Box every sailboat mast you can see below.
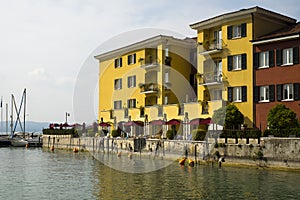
[23,89,26,137]
[10,94,13,135]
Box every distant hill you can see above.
[0,121,49,133]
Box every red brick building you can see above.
[253,23,300,130]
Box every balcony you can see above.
[140,58,160,70]
[140,83,159,94]
[200,72,223,86]
[199,39,223,55]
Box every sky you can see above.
[0,0,299,124]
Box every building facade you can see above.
[253,23,300,130]
[95,35,200,137]
[190,6,296,128]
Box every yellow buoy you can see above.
[50,145,54,151]
[117,152,122,157]
[128,153,132,159]
[25,144,29,148]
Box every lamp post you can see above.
[65,112,70,124]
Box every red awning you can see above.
[124,121,144,126]
[99,122,111,127]
[166,119,181,125]
[189,118,212,125]
[149,119,165,126]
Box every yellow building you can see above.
[95,35,197,137]
[190,6,296,128]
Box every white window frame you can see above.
[128,75,136,88]
[114,100,122,110]
[259,86,269,102]
[164,71,170,83]
[128,54,136,65]
[259,51,269,68]
[114,78,122,90]
[233,55,242,70]
[283,84,294,101]
[128,99,136,108]
[232,25,241,38]
[282,48,293,65]
[164,95,168,104]
[233,87,242,102]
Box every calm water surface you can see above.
[0,148,299,200]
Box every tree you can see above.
[212,104,244,129]
[267,104,298,130]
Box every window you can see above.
[127,53,136,65]
[114,58,122,68]
[164,95,168,104]
[127,76,136,88]
[227,23,246,39]
[212,90,222,100]
[114,78,122,90]
[277,83,300,101]
[233,55,241,70]
[228,86,247,102]
[127,99,136,108]
[254,50,274,69]
[259,86,269,102]
[283,48,293,65]
[259,52,269,68]
[283,84,294,100]
[233,25,241,38]
[233,87,242,102]
[114,100,122,109]
[228,54,246,71]
[276,47,299,66]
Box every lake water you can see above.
[0,147,299,200]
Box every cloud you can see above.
[28,68,49,81]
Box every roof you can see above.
[94,35,195,61]
[190,6,296,30]
[253,22,300,42]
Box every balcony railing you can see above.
[140,58,160,69]
[140,83,159,94]
[200,39,224,54]
[202,72,222,84]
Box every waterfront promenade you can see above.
[42,135,300,170]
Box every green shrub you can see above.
[111,129,121,138]
[191,129,206,141]
[43,128,78,137]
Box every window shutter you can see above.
[294,83,300,100]
[293,47,299,64]
[254,86,259,102]
[114,101,117,109]
[227,56,233,71]
[114,59,118,68]
[133,54,136,64]
[242,86,247,102]
[227,26,233,39]
[127,99,130,108]
[241,54,247,70]
[228,87,233,102]
[127,77,130,88]
[120,79,122,89]
[133,76,136,87]
[277,84,282,101]
[269,85,275,102]
[241,23,247,37]
[276,49,282,66]
[133,99,136,108]
[127,56,131,65]
[269,50,275,67]
[254,52,259,69]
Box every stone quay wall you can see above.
[42,135,300,169]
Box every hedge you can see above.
[263,128,300,137]
[220,129,261,138]
[43,128,78,137]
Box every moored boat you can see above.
[11,138,28,147]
